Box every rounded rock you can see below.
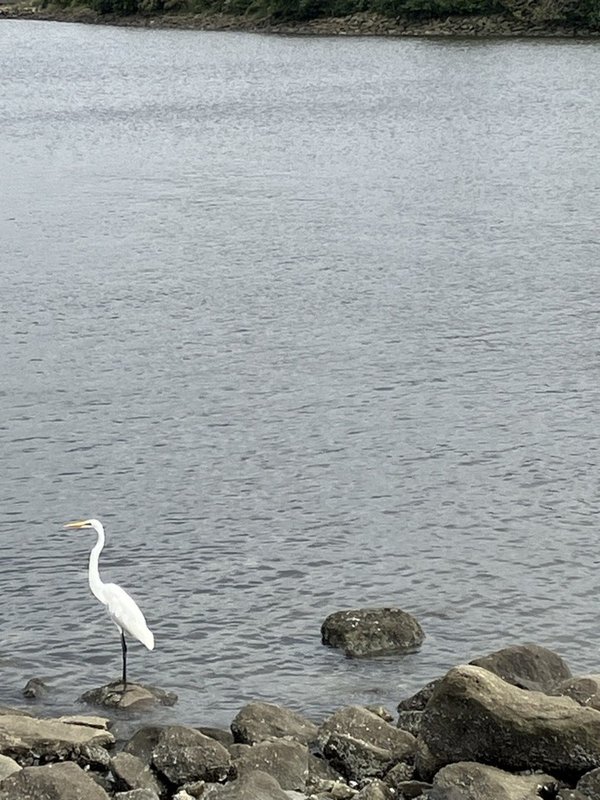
[152,725,231,785]
[321,608,424,657]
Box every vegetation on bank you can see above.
[37,0,600,29]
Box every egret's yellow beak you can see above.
[64,520,89,529]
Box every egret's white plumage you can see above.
[64,518,154,685]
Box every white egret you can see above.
[64,518,154,687]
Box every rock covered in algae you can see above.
[79,682,177,711]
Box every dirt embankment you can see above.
[0,0,596,36]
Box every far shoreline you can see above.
[2,2,599,37]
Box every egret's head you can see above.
[64,519,98,530]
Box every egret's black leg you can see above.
[121,632,127,689]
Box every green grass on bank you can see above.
[39,0,600,28]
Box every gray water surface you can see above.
[1,20,600,728]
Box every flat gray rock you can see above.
[0,761,110,800]
[321,608,424,658]
[80,682,177,711]
[0,712,114,762]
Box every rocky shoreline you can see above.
[1,2,598,37]
[2,642,600,798]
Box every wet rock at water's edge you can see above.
[469,642,572,692]
[231,700,318,745]
[6,641,600,800]
[321,607,425,657]
[22,677,49,699]
[80,681,178,711]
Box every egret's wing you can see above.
[103,583,155,650]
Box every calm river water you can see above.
[1,19,600,729]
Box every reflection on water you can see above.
[1,20,600,727]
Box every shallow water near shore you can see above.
[1,20,600,729]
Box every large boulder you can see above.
[0,761,110,800]
[416,665,600,779]
[231,701,317,745]
[428,762,556,800]
[152,725,231,785]
[0,710,113,763]
[469,644,571,692]
[80,682,177,711]
[233,738,308,790]
[322,608,424,657]
[318,706,415,782]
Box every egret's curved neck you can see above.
[89,520,106,603]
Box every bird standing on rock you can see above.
[64,518,154,687]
